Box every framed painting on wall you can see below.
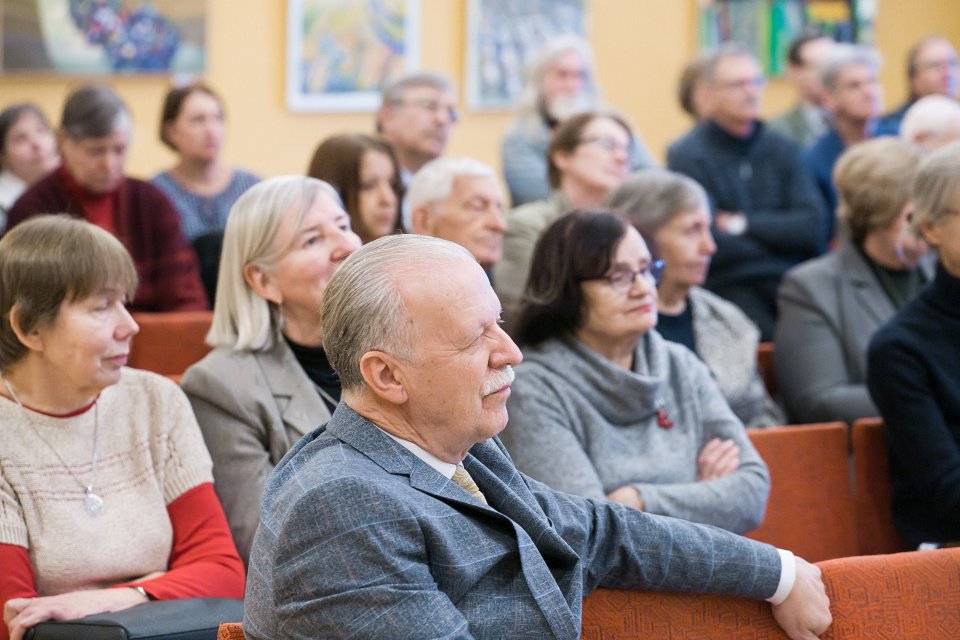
[464,0,588,111]
[697,0,876,77]
[286,0,421,112]
[1,0,205,75]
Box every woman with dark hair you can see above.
[152,82,260,301]
[0,104,58,229]
[0,216,243,640]
[5,83,206,312]
[501,209,769,534]
[494,110,633,314]
[307,133,402,244]
[867,141,960,548]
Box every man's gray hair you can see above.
[516,35,599,121]
[912,139,960,231]
[320,234,475,391]
[818,44,881,93]
[207,175,343,351]
[376,72,455,131]
[61,83,131,140]
[901,95,960,145]
[407,156,495,212]
[703,42,757,84]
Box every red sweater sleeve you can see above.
[115,483,244,600]
[0,544,37,640]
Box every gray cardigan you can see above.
[502,331,769,534]
[181,337,331,563]
[774,242,931,424]
[688,287,784,428]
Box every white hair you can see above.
[515,35,600,130]
[320,234,476,391]
[207,175,342,351]
[901,95,960,145]
[407,156,495,212]
[818,44,881,92]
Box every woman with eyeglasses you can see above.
[501,209,769,534]
[608,169,784,428]
[494,110,632,318]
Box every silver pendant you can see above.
[84,490,103,518]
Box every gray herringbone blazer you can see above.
[243,404,783,639]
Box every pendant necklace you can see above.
[3,376,104,518]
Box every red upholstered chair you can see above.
[851,417,911,555]
[581,588,788,639]
[746,422,859,562]
[817,549,960,638]
[756,341,777,397]
[217,622,245,640]
[128,311,213,376]
[581,549,960,639]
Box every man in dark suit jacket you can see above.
[243,235,831,640]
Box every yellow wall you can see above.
[1,0,958,184]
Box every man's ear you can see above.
[8,304,44,352]
[243,263,283,305]
[358,351,408,405]
[410,205,432,235]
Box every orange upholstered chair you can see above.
[746,422,859,562]
[128,311,213,376]
[581,549,960,639]
[851,417,911,555]
[217,622,245,640]
[756,341,777,397]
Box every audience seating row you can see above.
[216,548,960,639]
[744,420,910,561]
[128,311,213,375]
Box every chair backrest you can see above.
[217,621,245,640]
[582,548,960,639]
[756,341,776,397]
[817,548,960,637]
[129,311,214,376]
[851,417,910,555]
[746,422,859,562]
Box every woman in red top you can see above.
[0,216,243,640]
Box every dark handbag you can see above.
[23,598,243,640]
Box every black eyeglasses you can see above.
[583,260,665,291]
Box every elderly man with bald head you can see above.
[242,234,831,640]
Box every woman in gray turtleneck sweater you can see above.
[501,210,769,534]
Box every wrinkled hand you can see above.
[697,438,740,481]
[606,485,644,511]
[5,587,147,640]
[772,558,832,640]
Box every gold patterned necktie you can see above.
[451,464,487,504]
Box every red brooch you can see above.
[656,409,674,429]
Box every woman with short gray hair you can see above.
[181,175,360,563]
[4,83,206,312]
[608,169,783,428]
[777,137,929,424]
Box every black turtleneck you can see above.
[284,335,341,412]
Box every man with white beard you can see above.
[500,36,654,206]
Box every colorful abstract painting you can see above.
[465,0,588,110]
[2,0,205,74]
[697,0,876,76]
[286,0,420,112]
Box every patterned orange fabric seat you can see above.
[582,548,960,639]
[217,621,244,640]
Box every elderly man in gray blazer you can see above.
[243,235,831,640]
